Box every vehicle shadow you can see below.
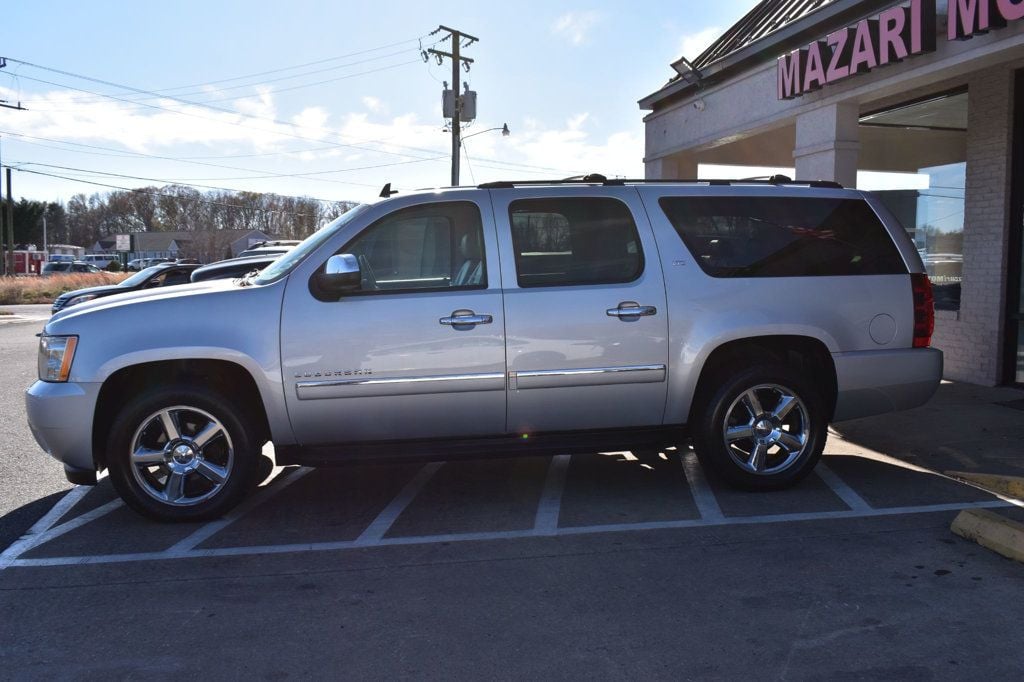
[829,381,1024,479]
[0,490,71,555]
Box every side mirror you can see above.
[318,254,361,294]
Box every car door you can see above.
[280,195,507,445]
[491,187,670,434]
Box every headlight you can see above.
[65,294,97,308]
[38,335,78,382]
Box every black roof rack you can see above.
[478,175,843,190]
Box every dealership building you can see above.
[641,0,1024,387]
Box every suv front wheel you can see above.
[692,364,827,490]
[107,385,261,521]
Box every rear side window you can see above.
[509,197,643,287]
[659,196,907,277]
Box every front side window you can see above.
[343,201,486,293]
[659,196,907,277]
[509,197,643,287]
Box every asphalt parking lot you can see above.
[2,307,1024,679]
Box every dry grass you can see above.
[0,273,131,305]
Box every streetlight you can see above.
[462,123,511,140]
[443,123,510,185]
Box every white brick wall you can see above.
[931,66,1016,385]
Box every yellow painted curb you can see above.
[950,509,1024,564]
[944,471,1024,500]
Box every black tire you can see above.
[691,363,827,491]
[107,384,262,521]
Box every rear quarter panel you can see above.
[635,185,917,423]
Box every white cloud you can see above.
[551,11,603,46]
[0,84,644,203]
[677,26,721,61]
[361,96,385,113]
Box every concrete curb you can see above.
[944,471,1024,500]
[951,509,1024,564]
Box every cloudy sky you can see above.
[2,0,758,206]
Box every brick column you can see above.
[793,103,860,187]
[932,67,1016,385]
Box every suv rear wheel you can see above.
[107,385,261,521]
[692,364,826,490]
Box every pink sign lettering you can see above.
[777,0,936,100]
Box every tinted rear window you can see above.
[659,196,907,277]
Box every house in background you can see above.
[91,229,272,263]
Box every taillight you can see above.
[911,273,934,348]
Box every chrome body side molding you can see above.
[511,364,667,390]
[295,372,506,400]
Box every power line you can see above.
[3,68,441,162]
[3,57,587,175]
[0,127,582,181]
[12,167,347,217]
[8,160,387,193]
[3,136,447,183]
[42,41,429,104]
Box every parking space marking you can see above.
[681,451,724,522]
[165,466,314,555]
[0,484,91,571]
[34,499,124,544]
[5,498,1012,569]
[534,455,571,534]
[354,461,444,545]
[815,462,872,511]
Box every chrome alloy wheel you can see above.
[722,384,810,475]
[129,406,234,506]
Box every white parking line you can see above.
[6,498,1012,569]
[815,462,873,511]
[534,455,571,534]
[165,466,314,555]
[0,484,91,571]
[354,461,444,545]
[35,499,124,544]
[681,451,724,522]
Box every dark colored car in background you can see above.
[51,262,200,314]
[189,254,282,283]
[41,261,103,276]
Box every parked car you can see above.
[49,262,200,314]
[190,253,288,283]
[41,261,102,276]
[27,178,941,521]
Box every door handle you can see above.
[440,309,493,326]
[606,301,657,318]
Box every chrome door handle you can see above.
[606,301,657,318]
[440,309,493,326]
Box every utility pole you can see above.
[427,25,477,186]
[5,167,13,277]
[1,57,27,275]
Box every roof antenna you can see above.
[379,182,399,198]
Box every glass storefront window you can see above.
[860,90,968,311]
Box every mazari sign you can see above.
[778,0,1024,99]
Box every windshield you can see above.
[119,265,165,287]
[253,204,369,285]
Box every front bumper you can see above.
[832,348,943,422]
[25,380,102,475]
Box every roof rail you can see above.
[478,176,843,190]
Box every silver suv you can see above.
[26,178,941,521]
